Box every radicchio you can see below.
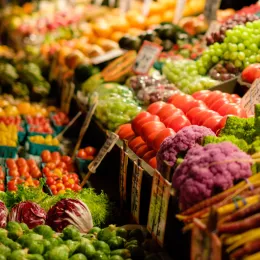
[8,201,46,229]
[46,199,93,233]
[0,200,8,228]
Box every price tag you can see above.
[88,132,119,173]
[191,218,221,260]
[131,160,143,224]
[241,78,260,116]
[132,41,163,75]
[173,0,187,24]
[147,171,171,246]
[204,0,221,24]
[91,49,126,65]
[120,141,129,205]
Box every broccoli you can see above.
[219,116,255,144]
[203,135,249,153]
[249,137,260,154]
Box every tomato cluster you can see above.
[26,115,53,134]
[117,90,247,169]
[52,112,69,126]
[0,116,24,131]
[0,167,5,191]
[41,150,81,194]
[77,146,97,160]
[6,158,42,179]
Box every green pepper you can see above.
[82,234,96,240]
[64,240,80,256]
[107,236,125,250]
[92,251,109,260]
[26,254,44,260]
[63,225,81,241]
[45,245,70,260]
[9,241,22,251]
[92,241,110,255]
[111,249,131,259]
[110,255,124,260]
[125,240,139,248]
[20,223,29,233]
[8,249,28,260]
[0,228,8,238]
[28,241,44,255]
[89,227,101,235]
[33,225,55,239]
[116,228,128,239]
[17,233,43,248]
[42,239,51,253]
[6,221,23,240]
[0,243,11,257]
[69,253,87,260]
[97,225,117,242]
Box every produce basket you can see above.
[50,112,67,134]
[26,125,56,137]
[26,139,60,156]
[0,145,18,158]
[75,157,92,173]
[18,130,26,144]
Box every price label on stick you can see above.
[241,78,260,116]
[191,218,221,260]
[173,0,187,24]
[147,171,171,246]
[120,140,129,205]
[204,0,221,25]
[131,160,143,224]
[132,41,163,75]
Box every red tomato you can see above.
[131,112,152,134]
[167,115,191,132]
[186,107,208,123]
[168,94,194,111]
[52,151,61,160]
[183,100,207,114]
[85,146,97,156]
[135,144,150,158]
[77,149,87,159]
[0,184,4,191]
[57,162,67,170]
[56,183,65,191]
[31,169,41,179]
[70,173,79,182]
[209,98,230,112]
[133,114,160,136]
[162,109,184,126]
[192,90,211,101]
[204,91,226,106]
[8,181,17,191]
[128,136,145,151]
[41,150,52,163]
[218,115,229,130]
[196,110,219,125]
[0,170,5,180]
[148,157,157,169]
[142,150,157,163]
[242,63,260,83]
[62,175,69,183]
[42,167,51,175]
[117,124,135,140]
[140,121,166,142]
[64,182,75,189]
[9,169,19,178]
[203,115,223,133]
[230,94,241,104]
[33,180,40,186]
[146,131,161,149]
[73,184,82,191]
[61,155,72,164]
[16,158,26,167]
[46,177,55,186]
[156,104,177,121]
[46,162,56,170]
[6,159,17,170]
[152,128,176,151]
[217,103,237,116]
[85,155,94,160]
[167,92,186,104]
[220,104,247,118]
[27,158,36,167]
[147,101,167,115]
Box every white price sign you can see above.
[241,78,260,116]
[173,0,187,24]
[132,41,163,75]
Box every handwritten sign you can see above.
[204,0,221,24]
[173,0,187,24]
[132,41,163,75]
[191,218,221,260]
[88,132,119,173]
[147,171,171,246]
[131,160,143,224]
[120,141,129,205]
[241,78,260,116]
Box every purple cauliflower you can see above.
[172,142,252,211]
[156,125,215,173]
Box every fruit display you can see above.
[51,112,69,127]
[241,63,260,83]
[77,147,97,161]
[26,116,54,135]
[29,135,59,146]
[0,124,17,147]
[209,61,240,81]
[0,167,5,192]
[162,59,219,93]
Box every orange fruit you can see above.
[127,13,146,30]
[148,2,165,16]
[110,18,130,32]
[146,15,162,27]
[92,22,112,38]
[17,102,31,114]
[110,31,125,42]
[162,10,175,22]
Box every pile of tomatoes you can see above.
[77,146,97,160]
[26,115,54,134]
[41,150,81,194]
[6,158,41,191]
[51,112,69,126]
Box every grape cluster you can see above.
[206,14,259,46]
[197,20,260,75]
[163,59,218,94]
[209,62,240,81]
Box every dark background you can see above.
[220,0,258,10]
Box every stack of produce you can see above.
[0,123,17,147]
[26,116,54,135]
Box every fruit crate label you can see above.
[132,41,163,75]
[241,78,260,116]
[131,161,143,224]
[204,0,221,24]
[147,171,170,246]
[191,218,221,260]
[119,142,129,204]
[173,0,187,24]
[88,132,119,173]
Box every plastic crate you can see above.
[76,157,92,173]
[26,125,56,137]
[0,145,18,158]
[50,112,66,134]
[26,139,60,156]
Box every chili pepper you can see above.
[230,239,260,259]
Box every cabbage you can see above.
[8,201,46,229]
[46,199,93,233]
[0,200,8,228]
